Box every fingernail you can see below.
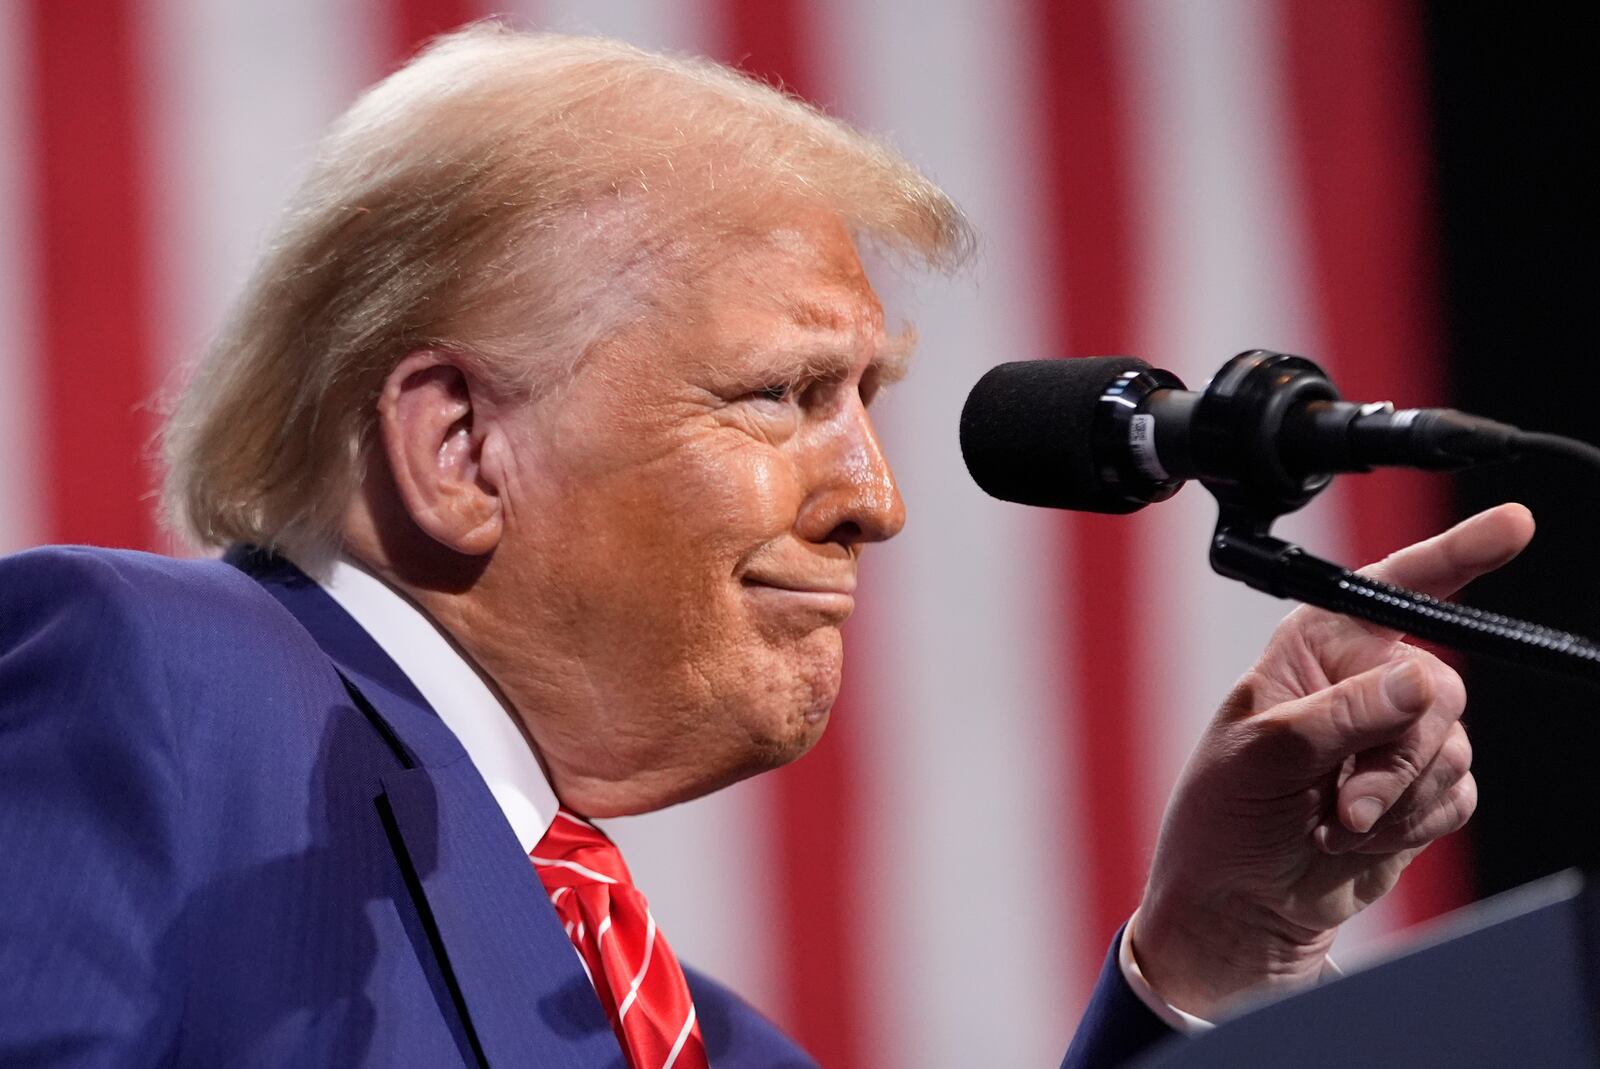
[1348,796,1385,834]
[1383,660,1426,713]
[1315,824,1347,855]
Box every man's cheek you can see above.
[678,437,799,531]
[737,454,795,519]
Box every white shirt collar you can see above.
[313,556,559,854]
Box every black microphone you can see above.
[959,350,1524,516]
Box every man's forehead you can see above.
[772,249,914,363]
[663,209,916,379]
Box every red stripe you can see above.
[1032,0,1152,958]
[1281,2,1468,921]
[765,644,868,1068]
[29,0,157,549]
[712,7,865,1065]
[388,0,481,69]
[719,1,816,100]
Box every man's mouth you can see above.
[740,573,856,596]
[740,574,857,620]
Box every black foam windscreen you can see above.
[959,356,1152,513]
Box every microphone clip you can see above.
[1090,349,1349,520]
[1187,349,1343,521]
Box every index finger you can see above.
[1359,503,1534,602]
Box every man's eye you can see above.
[752,383,794,403]
[859,369,882,407]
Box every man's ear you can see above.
[376,350,505,557]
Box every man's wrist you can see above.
[1119,913,1215,1034]
[1132,889,1334,1019]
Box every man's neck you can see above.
[309,553,561,852]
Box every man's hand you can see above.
[1132,503,1536,1019]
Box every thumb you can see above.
[1282,657,1453,831]
[1289,657,1436,754]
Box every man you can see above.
[0,23,1531,1068]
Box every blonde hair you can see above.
[162,22,974,562]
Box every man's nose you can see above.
[796,402,906,548]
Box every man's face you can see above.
[478,213,908,814]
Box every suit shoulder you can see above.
[0,546,344,747]
[0,545,314,657]
[2,544,268,611]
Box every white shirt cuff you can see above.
[1118,911,1342,1035]
[1118,914,1214,1033]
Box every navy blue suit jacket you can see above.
[0,546,1171,1067]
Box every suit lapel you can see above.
[229,548,624,1069]
[380,763,624,1069]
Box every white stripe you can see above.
[558,0,785,1019]
[1114,0,1401,953]
[813,2,1088,1066]
[516,0,716,55]
[615,910,657,1021]
[529,856,619,884]
[549,886,571,907]
[1117,0,1329,842]
[597,916,613,942]
[574,947,596,990]
[660,1004,697,1069]
[139,0,385,554]
[555,810,598,831]
[0,0,43,554]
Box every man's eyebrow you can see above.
[774,292,917,378]
[750,326,917,385]
[873,327,917,383]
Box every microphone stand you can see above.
[1162,350,1600,684]
[1208,506,1600,685]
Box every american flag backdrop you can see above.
[0,2,1465,1066]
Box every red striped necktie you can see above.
[531,808,710,1069]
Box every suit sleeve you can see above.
[1061,924,1179,1069]
[0,550,189,1066]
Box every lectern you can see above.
[1137,870,1600,1066]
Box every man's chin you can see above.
[727,680,838,777]
[760,703,832,765]
[789,627,844,718]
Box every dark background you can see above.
[1426,7,1600,892]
